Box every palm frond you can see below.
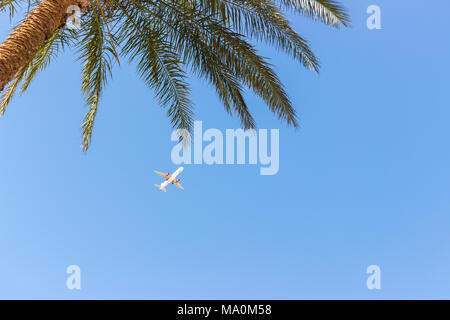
[156,3,298,126]
[196,0,320,71]
[0,65,27,116]
[0,0,20,19]
[116,0,195,135]
[278,0,351,27]
[79,4,114,151]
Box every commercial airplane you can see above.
[154,167,184,192]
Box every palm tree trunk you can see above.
[0,0,86,91]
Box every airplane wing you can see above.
[155,170,171,180]
[174,182,184,190]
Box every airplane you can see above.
[154,166,184,192]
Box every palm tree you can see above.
[0,0,350,151]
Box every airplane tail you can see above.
[154,184,167,192]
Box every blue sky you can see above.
[1,0,449,299]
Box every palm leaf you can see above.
[0,0,350,150]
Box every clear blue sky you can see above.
[1,0,449,299]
